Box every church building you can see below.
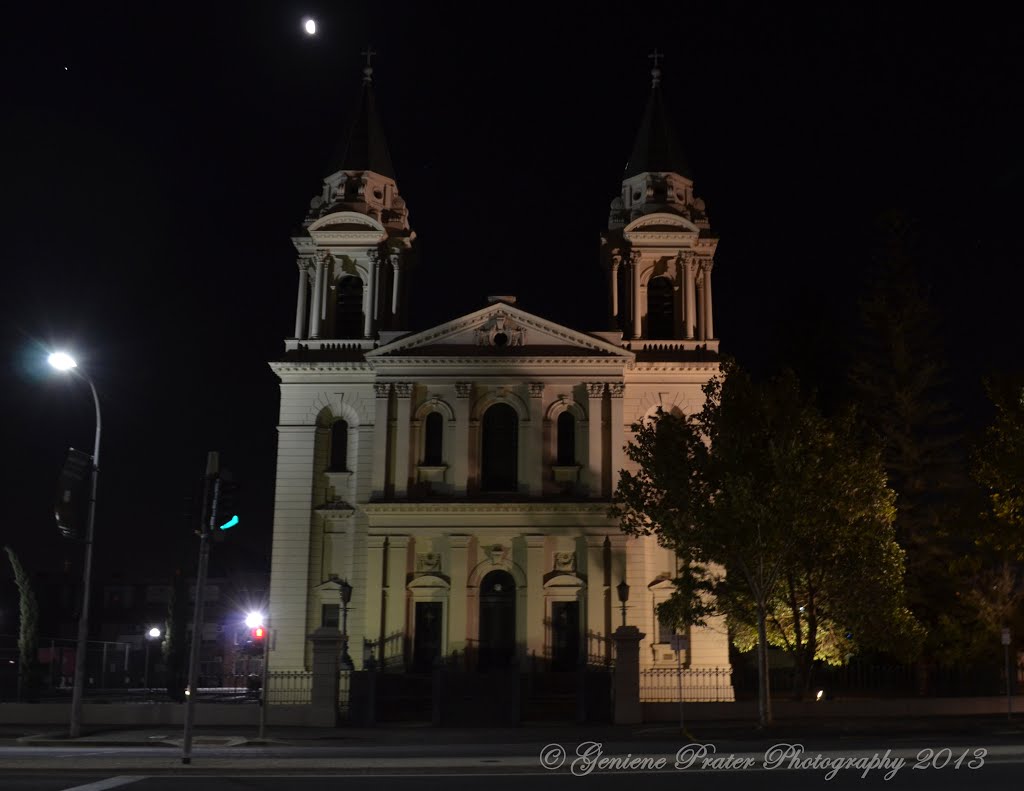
[267,57,732,692]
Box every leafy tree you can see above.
[4,546,40,701]
[612,362,918,723]
[967,377,1024,659]
[846,215,967,650]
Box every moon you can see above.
[303,18,317,35]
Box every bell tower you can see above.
[290,50,416,342]
[602,52,718,344]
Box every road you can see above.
[3,763,1024,790]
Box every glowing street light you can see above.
[47,350,101,737]
[245,611,264,629]
[303,18,316,35]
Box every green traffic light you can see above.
[219,514,239,530]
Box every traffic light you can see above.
[55,447,92,540]
[215,473,240,531]
[251,626,265,641]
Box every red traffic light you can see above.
[251,626,265,640]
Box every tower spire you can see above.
[361,44,376,83]
[648,48,663,87]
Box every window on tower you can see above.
[330,420,349,471]
[556,411,575,465]
[423,411,444,466]
[647,276,674,338]
[335,276,365,338]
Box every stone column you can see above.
[527,383,545,496]
[608,383,626,487]
[310,255,324,338]
[585,383,604,497]
[585,536,610,663]
[308,626,342,726]
[524,534,546,664]
[610,255,620,320]
[683,257,696,340]
[393,383,413,497]
[371,383,390,499]
[391,260,401,317]
[448,535,471,657]
[364,253,377,338]
[384,536,410,668]
[294,265,309,339]
[703,266,715,340]
[695,280,705,341]
[631,252,642,339]
[612,626,646,724]
[453,383,471,495]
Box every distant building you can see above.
[267,59,732,690]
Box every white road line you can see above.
[60,776,146,791]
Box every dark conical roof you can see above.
[623,82,690,179]
[329,80,396,179]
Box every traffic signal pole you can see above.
[182,451,219,765]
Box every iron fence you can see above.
[640,666,735,702]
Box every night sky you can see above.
[2,3,1023,600]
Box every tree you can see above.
[612,362,918,724]
[846,215,967,649]
[4,546,40,701]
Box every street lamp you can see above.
[144,627,161,690]
[617,580,630,628]
[48,351,101,738]
[337,578,353,671]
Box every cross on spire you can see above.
[361,45,377,82]
[648,48,663,87]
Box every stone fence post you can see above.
[308,626,342,726]
[612,625,645,724]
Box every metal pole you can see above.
[144,641,151,691]
[258,624,270,740]
[677,644,684,732]
[182,452,219,765]
[69,375,101,738]
[1007,642,1013,721]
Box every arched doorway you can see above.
[481,403,518,492]
[478,570,516,670]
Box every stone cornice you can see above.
[270,361,374,375]
[363,501,612,515]
[367,356,629,368]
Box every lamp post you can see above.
[616,580,630,628]
[144,627,161,691]
[338,578,354,671]
[48,351,101,739]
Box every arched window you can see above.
[646,276,674,338]
[556,411,575,465]
[335,277,364,338]
[330,420,348,471]
[423,412,444,466]
[481,403,518,492]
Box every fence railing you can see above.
[640,667,735,702]
[263,670,313,704]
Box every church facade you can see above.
[267,61,732,691]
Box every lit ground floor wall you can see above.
[269,504,732,682]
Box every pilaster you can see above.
[393,382,413,497]
[585,382,605,498]
[527,382,544,496]
[453,382,471,495]
[608,382,626,487]
[447,535,471,655]
[371,383,390,499]
[524,534,546,663]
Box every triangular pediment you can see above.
[366,302,633,360]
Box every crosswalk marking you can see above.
[60,775,146,791]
